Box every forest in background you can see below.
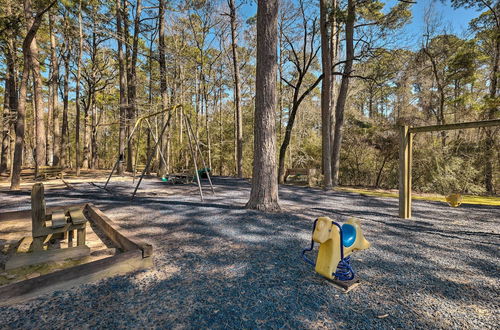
[0,0,498,195]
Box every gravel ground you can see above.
[0,177,498,329]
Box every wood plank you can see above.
[50,211,67,228]
[84,204,153,257]
[33,223,85,237]
[66,207,87,225]
[5,245,90,270]
[327,277,361,293]
[0,250,152,307]
[31,183,46,251]
[408,119,500,133]
[0,204,87,223]
[77,228,86,246]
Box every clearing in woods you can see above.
[0,176,498,328]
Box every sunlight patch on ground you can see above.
[336,187,500,206]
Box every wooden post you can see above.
[68,230,74,248]
[77,227,86,246]
[399,126,412,219]
[31,183,46,251]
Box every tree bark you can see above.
[331,0,355,187]
[116,0,127,175]
[1,73,10,174]
[484,27,499,193]
[278,75,323,183]
[158,0,169,176]
[61,17,71,169]
[1,2,17,175]
[11,0,55,189]
[49,9,61,166]
[75,0,83,175]
[125,0,142,172]
[1,4,17,174]
[25,0,47,177]
[228,0,243,178]
[246,0,281,212]
[320,0,332,189]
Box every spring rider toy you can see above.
[302,217,370,287]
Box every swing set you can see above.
[398,119,500,219]
[102,104,215,201]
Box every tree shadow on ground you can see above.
[0,177,498,328]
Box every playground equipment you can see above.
[446,193,462,207]
[302,217,370,283]
[399,119,500,218]
[284,168,317,187]
[5,183,90,270]
[0,185,153,306]
[101,104,214,201]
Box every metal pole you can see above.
[184,114,215,195]
[104,117,143,189]
[145,119,168,168]
[132,123,143,183]
[183,111,204,202]
[131,113,173,200]
[104,105,181,189]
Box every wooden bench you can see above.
[38,166,64,180]
[284,168,317,187]
[4,183,90,270]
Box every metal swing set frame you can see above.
[102,104,215,201]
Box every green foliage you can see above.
[419,154,485,195]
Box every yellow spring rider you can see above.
[302,217,370,281]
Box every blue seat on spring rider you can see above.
[341,223,356,248]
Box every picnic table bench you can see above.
[19,166,65,180]
[284,168,317,187]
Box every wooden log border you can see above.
[0,204,153,307]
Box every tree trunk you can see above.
[246,0,280,212]
[11,57,30,190]
[49,10,61,166]
[1,73,9,174]
[11,0,55,189]
[116,0,127,175]
[158,0,169,176]
[125,0,142,172]
[278,75,323,184]
[485,30,499,193]
[61,24,70,169]
[1,23,17,174]
[25,0,46,177]
[320,0,332,189]
[331,0,355,187]
[228,0,243,178]
[1,1,18,175]
[75,0,83,175]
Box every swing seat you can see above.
[446,193,462,207]
[342,224,357,247]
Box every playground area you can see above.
[0,176,498,328]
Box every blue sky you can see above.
[238,0,482,40]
